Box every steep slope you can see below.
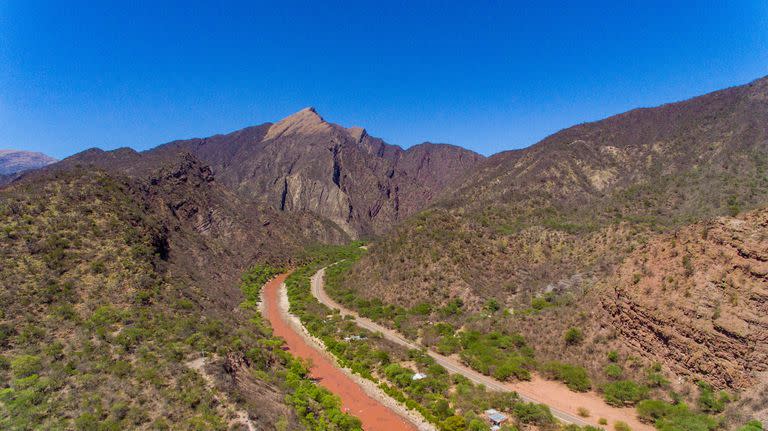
[604,208,768,391]
[40,149,349,305]
[347,76,768,390]
[153,108,484,237]
[0,169,346,430]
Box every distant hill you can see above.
[0,150,56,185]
[0,150,56,175]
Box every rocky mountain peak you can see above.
[264,107,333,140]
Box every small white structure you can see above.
[485,409,508,429]
[343,335,366,341]
[412,372,428,381]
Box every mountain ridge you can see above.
[345,74,768,398]
[48,108,485,238]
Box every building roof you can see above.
[484,409,508,423]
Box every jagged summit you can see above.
[264,107,332,140]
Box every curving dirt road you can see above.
[311,267,654,431]
[261,273,422,431]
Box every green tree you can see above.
[441,415,468,431]
[10,354,41,378]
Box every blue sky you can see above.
[1,1,767,159]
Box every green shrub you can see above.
[697,381,729,413]
[602,380,649,406]
[411,302,433,315]
[645,370,669,388]
[614,421,631,431]
[541,361,591,392]
[654,403,718,431]
[512,402,554,425]
[604,364,623,379]
[738,420,764,431]
[10,354,42,378]
[636,399,670,422]
[564,327,583,345]
[635,400,718,431]
[441,415,468,431]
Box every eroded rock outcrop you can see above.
[605,209,768,389]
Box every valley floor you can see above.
[311,267,653,431]
[261,273,429,431]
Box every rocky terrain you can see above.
[605,209,768,390]
[151,107,484,237]
[23,108,482,240]
[39,150,349,304]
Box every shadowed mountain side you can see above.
[26,149,349,310]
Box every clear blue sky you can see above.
[1,1,767,159]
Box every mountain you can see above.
[0,150,56,175]
[151,108,485,237]
[0,150,56,185]
[345,76,768,392]
[13,105,476,318]
[47,108,483,238]
[40,150,349,297]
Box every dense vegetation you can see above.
[283,243,628,431]
[328,257,602,394]
[238,264,363,431]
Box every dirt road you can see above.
[311,267,653,431]
[261,273,422,431]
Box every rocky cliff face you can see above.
[32,108,482,238]
[604,209,768,389]
[134,153,349,309]
[154,108,484,237]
